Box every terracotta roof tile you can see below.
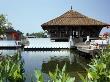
[41,10,109,27]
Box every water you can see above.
[0,50,88,82]
[0,38,89,82]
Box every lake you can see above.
[0,50,89,82]
[0,38,89,82]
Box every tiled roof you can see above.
[5,28,22,34]
[41,10,109,27]
[5,28,16,33]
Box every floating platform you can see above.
[23,38,96,53]
[0,40,22,50]
[24,38,70,49]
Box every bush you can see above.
[79,50,110,82]
[0,53,24,82]
[35,64,75,82]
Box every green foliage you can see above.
[32,32,45,38]
[35,64,75,82]
[49,64,75,82]
[0,14,6,34]
[35,69,44,82]
[0,14,13,35]
[79,50,110,82]
[28,31,47,38]
[0,53,24,82]
[0,14,6,27]
[78,73,88,82]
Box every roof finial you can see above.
[71,5,72,10]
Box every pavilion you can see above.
[41,9,110,43]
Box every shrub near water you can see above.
[79,50,110,82]
[35,64,75,82]
[2,50,110,82]
[0,53,24,82]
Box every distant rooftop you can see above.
[5,28,23,34]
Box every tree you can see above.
[35,32,45,38]
[29,32,46,38]
[0,14,6,34]
[0,14,12,35]
[26,33,30,36]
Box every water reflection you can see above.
[22,50,87,82]
[22,51,70,82]
[0,50,88,82]
[0,50,18,56]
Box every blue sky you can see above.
[0,0,110,34]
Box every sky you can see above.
[0,0,110,34]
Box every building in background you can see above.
[5,28,23,40]
[41,9,110,42]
